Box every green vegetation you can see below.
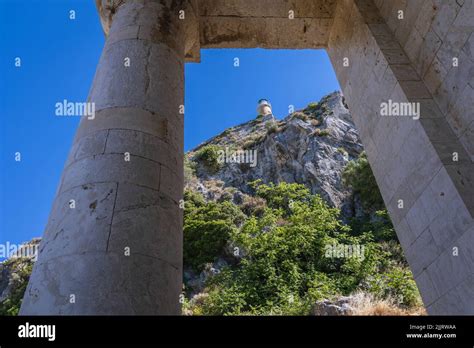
[184,156,197,184]
[242,134,265,150]
[342,151,384,210]
[318,129,330,137]
[184,190,245,270]
[304,102,322,116]
[1,144,420,316]
[222,129,231,136]
[265,121,278,134]
[0,258,33,315]
[321,104,330,114]
[183,181,421,315]
[337,147,348,156]
[293,112,309,122]
[194,145,222,173]
[366,266,420,307]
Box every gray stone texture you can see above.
[21,0,186,315]
[21,0,474,315]
[329,0,474,314]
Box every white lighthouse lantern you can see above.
[257,99,272,116]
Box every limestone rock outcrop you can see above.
[0,239,40,315]
[186,91,364,219]
[183,91,369,296]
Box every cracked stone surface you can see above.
[21,0,185,315]
[21,252,180,315]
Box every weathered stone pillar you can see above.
[20,0,188,314]
[328,0,474,314]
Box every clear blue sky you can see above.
[0,0,340,250]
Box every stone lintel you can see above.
[96,0,339,58]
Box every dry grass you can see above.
[349,292,426,316]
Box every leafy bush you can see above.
[318,130,330,137]
[1,181,421,317]
[183,190,245,271]
[250,180,311,214]
[195,145,222,173]
[183,181,422,315]
[184,157,196,184]
[265,121,278,134]
[342,151,384,210]
[242,133,265,150]
[188,182,394,315]
[0,259,33,315]
[337,147,348,156]
[365,267,422,307]
[350,210,397,242]
[312,128,330,137]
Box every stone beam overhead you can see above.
[197,0,336,49]
[97,1,337,56]
[200,17,333,49]
[198,0,337,18]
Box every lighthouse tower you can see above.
[257,99,272,116]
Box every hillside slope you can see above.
[186,91,364,219]
[182,91,424,315]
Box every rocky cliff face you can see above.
[181,91,372,298]
[0,239,40,315]
[186,91,364,219]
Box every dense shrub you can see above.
[265,121,278,134]
[350,209,397,242]
[250,179,308,206]
[342,151,384,210]
[183,182,421,315]
[184,157,196,185]
[0,259,33,315]
[1,180,422,317]
[365,267,421,307]
[337,147,348,156]
[318,129,330,137]
[312,128,330,137]
[194,145,222,173]
[183,190,245,271]
[242,134,265,150]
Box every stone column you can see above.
[20,0,187,314]
[328,0,474,314]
